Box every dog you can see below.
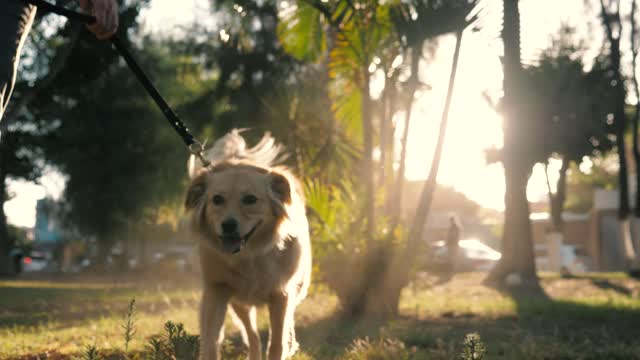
[185,130,311,360]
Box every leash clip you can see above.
[189,140,211,167]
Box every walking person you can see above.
[446,215,461,272]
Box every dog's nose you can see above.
[221,218,239,234]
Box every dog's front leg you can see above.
[267,293,295,360]
[200,285,230,360]
[231,304,262,360]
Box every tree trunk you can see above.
[320,24,338,183]
[379,75,396,201]
[379,81,389,185]
[405,30,463,258]
[627,0,640,270]
[599,0,631,218]
[613,58,630,219]
[362,68,376,241]
[490,162,536,281]
[389,45,421,225]
[0,158,11,275]
[633,77,640,218]
[383,72,400,216]
[486,0,539,287]
[631,0,640,218]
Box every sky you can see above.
[3,0,609,227]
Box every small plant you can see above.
[460,333,486,360]
[343,337,409,360]
[145,336,167,360]
[122,298,137,357]
[77,297,200,360]
[82,344,100,360]
[164,321,200,360]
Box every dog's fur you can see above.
[185,130,311,360]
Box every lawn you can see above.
[0,272,639,359]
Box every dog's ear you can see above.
[270,171,292,205]
[185,175,207,210]
[268,171,292,218]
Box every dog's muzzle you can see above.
[220,220,263,254]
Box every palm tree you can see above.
[404,26,464,274]
[389,0,478,226]
[382,1,478,313]
[280,0,393,242]
[280,0,478,316]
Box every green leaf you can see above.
[277,1,326,62]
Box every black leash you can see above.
[22,0,210,166]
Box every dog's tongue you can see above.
[222,236,243,254]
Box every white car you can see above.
[21,250,50,272]
[426,238,501,272]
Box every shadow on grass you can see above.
[502,281,639,326]
[477,282,640,359]
[589,278,634,296]
[292,279,640,359]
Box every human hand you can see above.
[78,0,119,40]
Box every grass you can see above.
[0,272,639,359]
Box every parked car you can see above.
[9,249,50,273]
[424,238,501,272]
[22,250,50,272]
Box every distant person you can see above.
[1,0,118,122]
[446,215,461,271]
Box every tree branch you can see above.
[599,0,616,43]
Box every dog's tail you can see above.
[188,129,287,178]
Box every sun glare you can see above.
[398,0,600,211]
[400,32,507,211]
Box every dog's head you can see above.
[185,162,292,254]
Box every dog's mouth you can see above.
[220,220,263,254]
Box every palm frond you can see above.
[277,1,326,62]
[391,0,480,48]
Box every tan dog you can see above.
[185,130,311,360]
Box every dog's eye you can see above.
[212,195,225,205]
[242,194,258,205]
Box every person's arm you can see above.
[78,0,118,40]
